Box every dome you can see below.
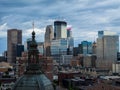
[12,63,54,90]
[32,31,35,36]
[12,74,54,90]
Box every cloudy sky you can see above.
[0,0,120,55]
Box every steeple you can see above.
[32,21,35,41]
[26,23,41,74]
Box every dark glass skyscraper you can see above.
[16,44,24,57]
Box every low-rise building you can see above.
[112,61,120,75]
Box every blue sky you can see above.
[0,0,120,55]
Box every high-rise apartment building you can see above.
[96,31,119,69]
[54,21,67,39]
[7,29,22,64]
[44,25,54,56]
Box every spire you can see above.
[32,21,35,41]
[32,21,34,31]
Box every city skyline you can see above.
[0,0,120,55]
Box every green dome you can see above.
[12,74,54,90]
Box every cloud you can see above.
[0,23,8,37]
[0,0,120,53]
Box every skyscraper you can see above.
[50,21,74,63]
[54,21,67,39]
[7,29,22,64]
[67,27,72,38]
[79,41,92,55]
[44,25,54,56]
[96,31,119,69]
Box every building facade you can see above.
[92,41,97,54]
[51,38,73,63]
[96,31,119,69]
[37,42,44,55]
[79,41,92,55]
[49,21,74,63]
[44,25,54,56]
[7,29,22,64]
[60,55,73,65]
[67,27,72,38]
[112,62,120,74]
[16,44,24,57]
[54,21,67,39]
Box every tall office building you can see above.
[54,21,67,39]
[67,27,72,38]
[51,38,74,63]
[96,31,119,69]
[79,41,92,55]
[7,29,22,64]
[44,25,54,56]
[50,21,74,63]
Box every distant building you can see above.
[112,61,120,74]
[70,59,80,67]
[54,21,67,39]
[83,54,96,68]
[67,27,72,38]
[60,55,73,65]
[51,38,73,63]
[73,47,79,56]
[74,41,93,56]
[16,44,24,57]
[96,31,119,69]
[0,56,6,62]
[98,30,117,38]
[50,21,74,63]
[26,38,32,50]
[3,51,7,61]
[81,41,92,55]
[44,25,54,56]
[92,41,97,54]
[7,29,22,64]
[37,42,44,55]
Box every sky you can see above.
[0,0,120,55]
